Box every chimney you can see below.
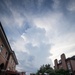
[61,53,67,70]
[54,59,58,69]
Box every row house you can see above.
[54,53,75,75]
[0,22,18,73]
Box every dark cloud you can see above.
[0,0,53,16]
[0,0,12,17]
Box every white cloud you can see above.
[11,37,29,53]
[20,25,52,68]
[31,10,75,67]
[33,12,63,32]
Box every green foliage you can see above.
[55,69,70,75]
[36,64,70,75]
[36,64,54,75]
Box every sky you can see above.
[0,0,75,74]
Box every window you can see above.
[1,44,4,48]
[67,62,71,70]
[59,60,62,64]
[11,59,13,64]
[0,47,2,52]
[5,51,8,58]
[0,44,4,52]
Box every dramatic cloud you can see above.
[0,0,75,75]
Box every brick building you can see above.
[54,53,75,75]
[0,22,18,73]
[6,51,18,71]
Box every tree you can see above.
[55,69,70,75]
[36,64,70,75]
[36,64,54,75]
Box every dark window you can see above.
[0,63,4,69]
[5,52,8,58]
[0,44,4,52]
[0,47,2,52]
[67,62,71,70]
[1,44,4,47]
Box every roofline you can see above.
[0,22,18,64]
[66,58,75,61]
[12,51,18,65]
[0,22,12,52]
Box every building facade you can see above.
[54,53,75,75]
[0,22,18,72]
[6,51,18,71]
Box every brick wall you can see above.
[54,59,58,69]
[0,38,8,68]
[61,54,67,70]
[6,55,16,71]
